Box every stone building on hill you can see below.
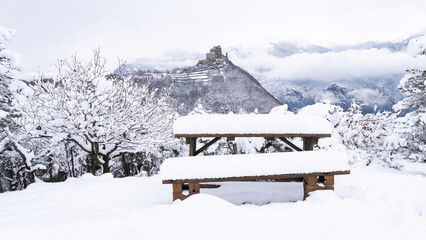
[198,45,228,66]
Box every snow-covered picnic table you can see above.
[173,114,333,155]
[162,114,350,201]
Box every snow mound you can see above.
[305,189,341,203]
[0,167,426,240]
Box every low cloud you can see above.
[230,43,426,82]
[348,88,388,106]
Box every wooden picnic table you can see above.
[162,114,350,201]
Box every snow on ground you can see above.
[0,166,425,240]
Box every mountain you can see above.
[123,48,281,115]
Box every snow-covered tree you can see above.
[0,26,20,129]
[0,26,43,192]
[30,50,178,174]
[392,36,426,161]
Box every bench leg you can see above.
[188,183,200,195]
[303,175,335,200]
[172,183,200,201]
[172,183,185,201]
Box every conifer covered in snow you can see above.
[392,36,426,161]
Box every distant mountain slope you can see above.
[260,76,404,113]
[128,58,281,115]
[229,34,426,113]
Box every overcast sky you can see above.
[1,0,426,73]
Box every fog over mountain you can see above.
[229,34,426,113]
[125,34,426,113]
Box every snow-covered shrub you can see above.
[337,102,403,166]
[299,101,405,167]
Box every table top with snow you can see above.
[161,150,350,181]
[173,114,332,137]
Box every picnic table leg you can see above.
[303,175,335,200]
[172,183,200,201]
[303,176,320,200]
[188,183,200,196]
[303,137,319,151]
[324,175,334,190]
[172,183,185,201]
[187,138,197,156]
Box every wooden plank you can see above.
[203,178,303,183]
[175,133,332,138]
[194,137,221,156]
[162,170,350,184]
[200,183,221,188]
[278,137,303,151]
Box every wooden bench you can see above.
[161,150,350,201]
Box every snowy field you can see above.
[1,166,425,240]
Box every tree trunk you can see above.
[121,154,130,177]
[102,155,110,174]
[70,147,75,177]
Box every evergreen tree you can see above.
[393,68,425,161]
[393,35,426,162]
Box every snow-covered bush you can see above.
[299,101,406,167]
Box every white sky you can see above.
[1,0,426,73]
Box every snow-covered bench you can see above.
[161,150,350,201]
